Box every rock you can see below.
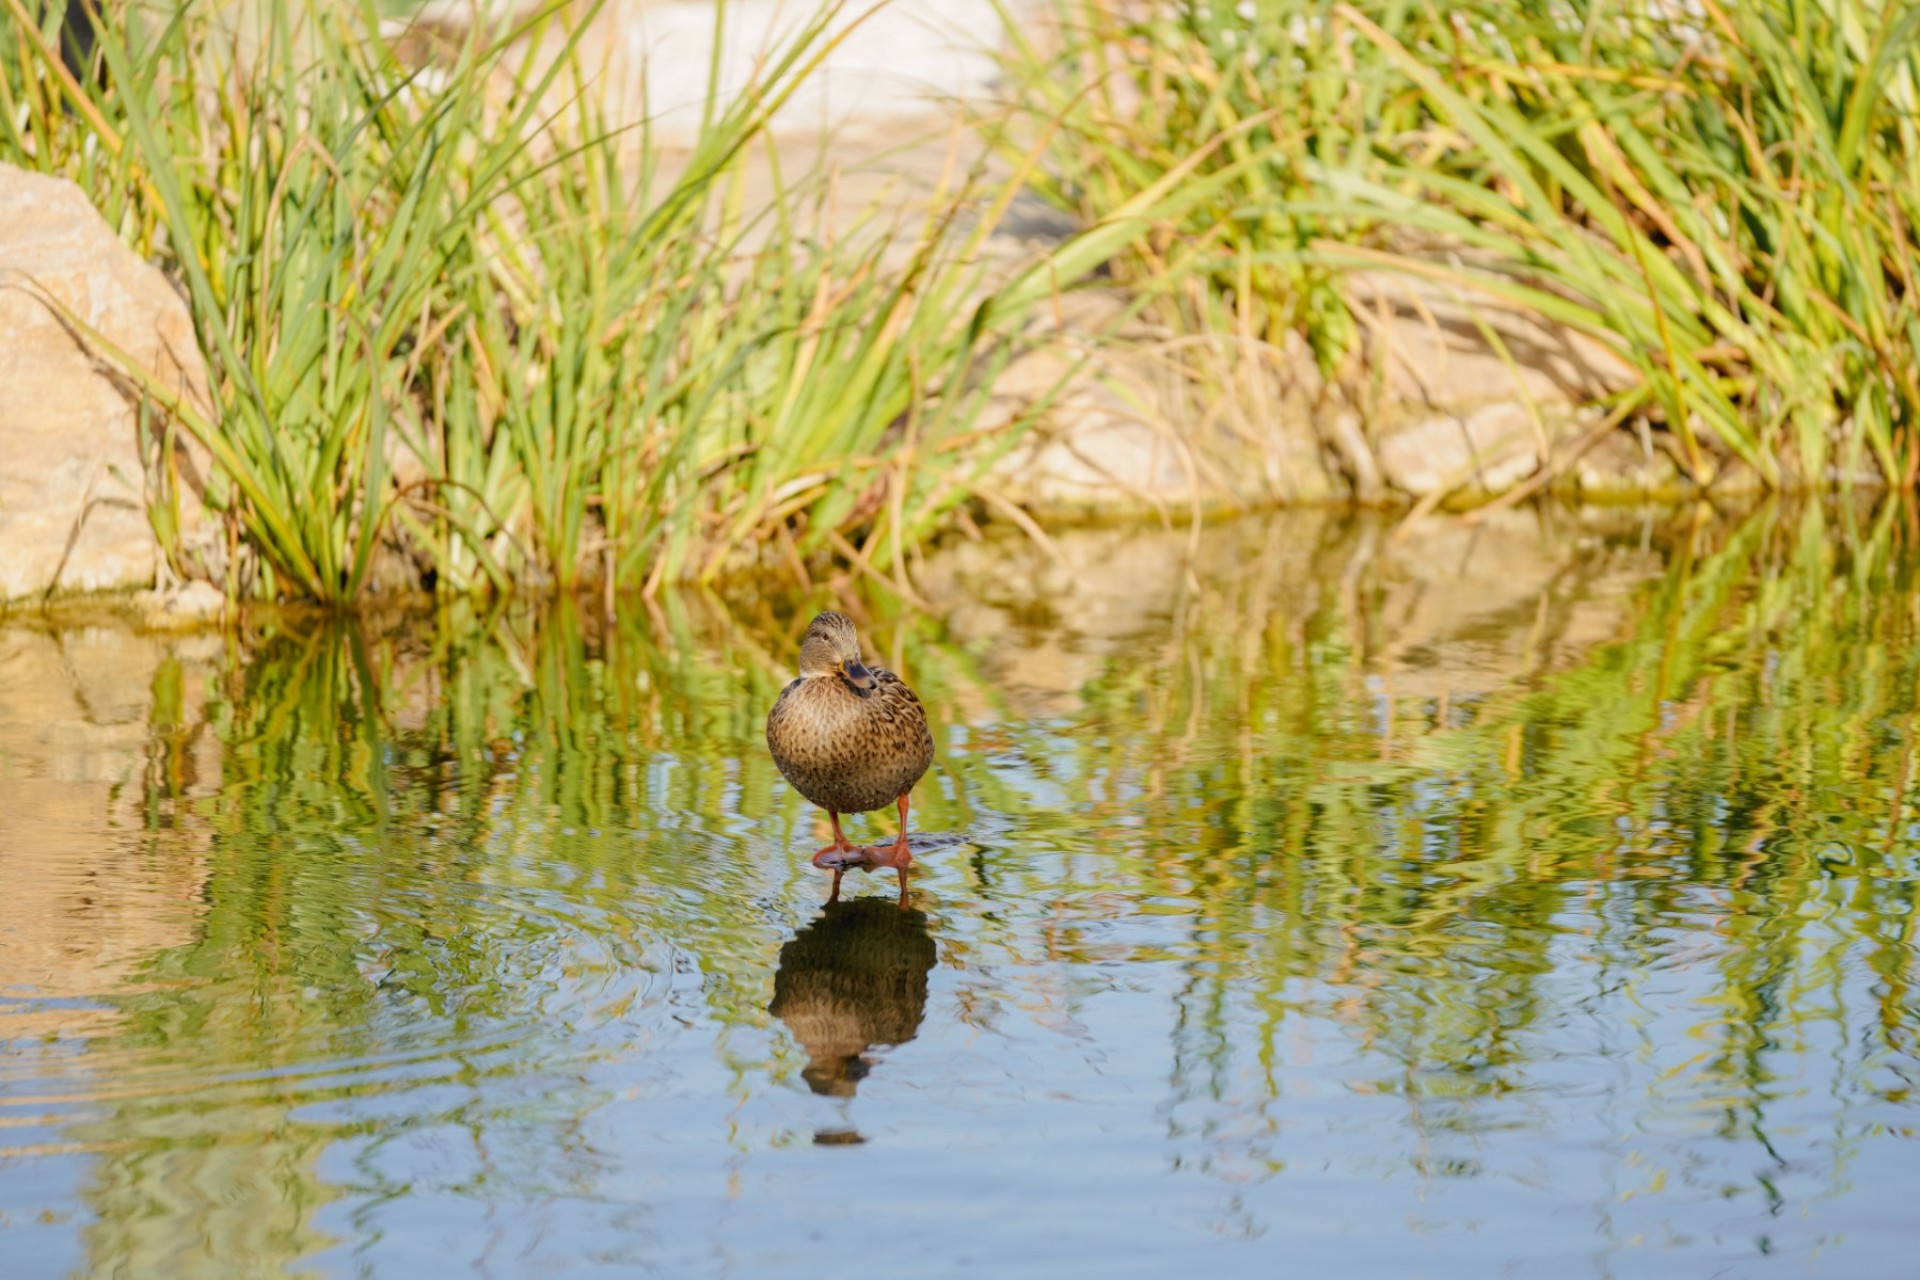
[984,295,1344,513]
[0,163,209,603]
[1572,428,1686,500]
[1327,408,1385,502]
[1350,270,1637,410]
[992,396,1204,512]
[133,580,227,629]
[1377,402,1547,499]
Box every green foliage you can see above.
[990,0,1389,372]
[0,0,1079,601]
[998,0,1920,489]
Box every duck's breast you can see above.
[766,674,932,814]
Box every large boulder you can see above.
[0,163,209,603]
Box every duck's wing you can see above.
[867,667,935,767]
[867,665,920,709]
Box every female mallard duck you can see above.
[767,611,934,906]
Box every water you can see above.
[1,503,1916,1278]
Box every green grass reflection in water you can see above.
[0,501,1916,1277]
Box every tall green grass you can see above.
[997,0,1920,492]
[0,0,1100,602]
[990,0,1392,373]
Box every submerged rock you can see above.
[0,163,208,603]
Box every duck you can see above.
[766,610,935,906]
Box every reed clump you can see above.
[0,0,1097,602]
[996,0,1920,492]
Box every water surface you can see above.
[1,504,1916,1278]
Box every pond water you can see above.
[1,503,1916,1278]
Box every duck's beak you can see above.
[840,660,876,696]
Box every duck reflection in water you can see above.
[769,898,937,1124]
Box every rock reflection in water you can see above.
[769,899,937,1136]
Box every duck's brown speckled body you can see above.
[767,611,934,905]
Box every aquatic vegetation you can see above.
[998,0,1920,490]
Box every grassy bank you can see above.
[996,0,1920,492]
[1,0,1113,602]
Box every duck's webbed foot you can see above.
[802,809,848,871]
[809,810,863,869]
[808,802,918,907]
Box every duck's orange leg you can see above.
[888,792,914,907]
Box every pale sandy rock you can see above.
[0,163,210,602]
[1351,271,1637,411]
[993,403,1203,512]
[975,266,1654,512]
[1327,408,1385,502]
[984,265,1660,511]
[1573,428,1686,500]
[1378,402,1549,499]
[133,579,228,628]
[997,403,1337,509]
[588,0,1008,142]
[985,300,1343,511]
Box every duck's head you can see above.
[797,610,875,698]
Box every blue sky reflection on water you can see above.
[0,504,1916,1278]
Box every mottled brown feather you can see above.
[766,617,934,816]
